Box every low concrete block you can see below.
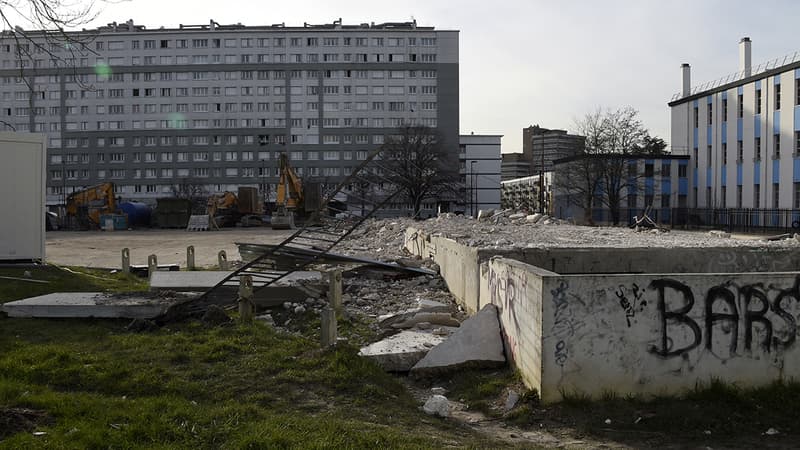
[358,330,447,372]
[411,304,505,376]
[2,292,184,319]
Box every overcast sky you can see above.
[13,0,800,152]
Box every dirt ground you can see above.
[45,228,293,269]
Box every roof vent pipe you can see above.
[740,37,752,78]
[681,63,691,97]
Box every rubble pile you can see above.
[339,210,800,252]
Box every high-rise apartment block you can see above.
[0,19,459,206]
[522,125,585,174]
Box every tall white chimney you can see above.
[739,37,752,77]
[681,63,691,97]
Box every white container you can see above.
[0,132,46,261]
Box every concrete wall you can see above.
[479,257,552,393]
[540,270,800,402]
[406,226,800,402]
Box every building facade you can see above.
[552,154,690,225]
[669,37,800,211]
[522,125,584,174]
[0,19,459,207]
[501,152,531,180]
[459,134,501,217]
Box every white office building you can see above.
[460,134,501,217]
[0,19,459,207]
[670,37,800,211]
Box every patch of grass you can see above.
[0,268,498,447]
[443,368,520,416]
[0,265,147,303]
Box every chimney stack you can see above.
[739,37,752,77]
[681,63,691,97]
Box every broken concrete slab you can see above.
[411,304,505,376]
[358,330,447,372]
[1,292,187,319]
[149,270,323,306]
[377,299,455,329]
[149,270,322,290]
[422,395,450,417]
[392,312,460,329]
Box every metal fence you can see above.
[590,207,800,233]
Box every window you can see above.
[707,103,713,125]
[722,142,727,165]
[678,164,687,178]
[776,83,781,110]
[755,137,761,160]
[774,182,780,208]
[738,94,744,118]
[722,98,728,122]
[795,182,800,208]
[796,131,800,155]
[693,106,698,128]
[707,145,712,166]
[775,134,781,159]
[756,89,762,115]
[754,184,761,208]
[737,140,743,162]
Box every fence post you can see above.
[121,248,130,274]
[147,254,157,278]
[320,307,337,348]
[186,245,196,270]
[328,269,342,314]
[218,250,228,270]
[238,275,254,323]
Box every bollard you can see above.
[218,250,228,270]
[320,307,337,348]
[328,269,343,314]
[238,275,254,323]
[147,254,157,278]
[186,245,196,270]
[121,248,130,274]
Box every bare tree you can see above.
[379,125,459,217]
[555,107,664,225]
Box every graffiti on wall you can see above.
[648,277,800,359]
[551,281,575,367]
[487,265,527,360]
[615,283,647,327]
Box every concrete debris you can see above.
[1,292,184,319]
[477,209,494,220]
[391,312,460,329]
[431,387,447,395]
[504,390,520,412]
[708,230,731,238]
[201,305,231,326]
[526,213,543,223]
[422,395,451,417]
[293,305,306,314]
[411,304,506,376]
[255,314,275,326]
[765,427,780,435]
[357,330,447,372]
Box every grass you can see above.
[0,265,148,304]
[0,266,498,448]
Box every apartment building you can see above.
[669,37,800,210]
[459,134,501,217]
[522,125,585,174]
[0,19,459,206]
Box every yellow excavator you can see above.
[271,153,303,229]
[65,182,117,229]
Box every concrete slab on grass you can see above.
[411,304,505,375]
[358,330,447,372]
[1,292,186,319]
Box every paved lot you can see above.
[45,228,293,269]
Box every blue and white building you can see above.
[669,37,800,210]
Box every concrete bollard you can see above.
[186,245,196,270]
[328,269,343,314]
[238,275,254,323]
[147,254,157,278]
[218,250,228,270]
[121,248,130,274]
[320,307,337,348]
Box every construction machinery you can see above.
[65,182,117,229]
[206,191,238,228]
[271,153,304,229]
